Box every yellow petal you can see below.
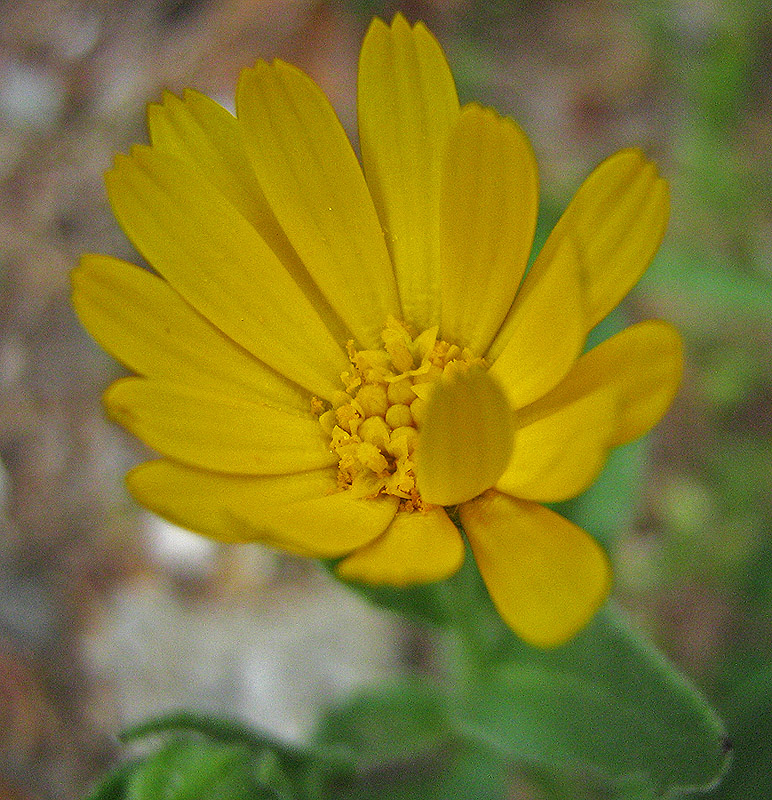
[496,384,617,502]
[518,320,684,447]
[106,146,348,399]
[147,89,349,343]
[440,103,538,354]
[488,237,585,408]
[336,507,464,586]
[522,148,669,333]
[104,377,336,475]
[236,59,400,349]
[127,461,397,557]
[460,491,611,647]
[73,254,308,413]
[358,14,460,331]
[416,366,514,506]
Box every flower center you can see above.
[313,318,484,511]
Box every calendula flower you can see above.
[72,15,681,647]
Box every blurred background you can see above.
[1,0,771,797]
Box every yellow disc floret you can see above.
[313,318,484,512]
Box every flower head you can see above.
[72,15,682,647]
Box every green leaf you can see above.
[124,740,265,800]
[119,710,349,800]
[313,678,451,772]
[711,666,772,799]
[120,710,322,766]
[451,606,730,797]
[254,750,301,800]
[433,744,510,800]
[312,678,508,800]
[326,744,509,800]
[82,760,139,800]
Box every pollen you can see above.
[313,317,484,511]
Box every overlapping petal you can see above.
[336,507,464,586]
[416,367,514,506]
[128,461,397,557]
[517,320,683,447]
[106,146,348,399]
[147,88,350,344]
[488,237,585,409]
[496,383,617,502]
[72,255,308,413]
[237,59,400,349]
[522,149,669,333]
[460,491,611,647]
[105,378,336,475]
[358,14,459,330]
[439,103,538,354]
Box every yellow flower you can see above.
[72,15,682,647]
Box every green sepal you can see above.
[341,579,453,627]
